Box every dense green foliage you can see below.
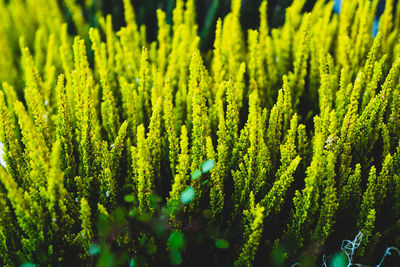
[0,0,400,266]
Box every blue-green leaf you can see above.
[192,169,202,180]
[329,252,348,267]
[89,244,101,255]
[180,187,195,204]
[201,159,215,173]
[129,258,135,267]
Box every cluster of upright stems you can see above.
[0,0,400,266]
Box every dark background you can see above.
[72,0,392,50]
[75,0,319,49]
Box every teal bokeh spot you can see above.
[201,159,215,173]
[192,169,202,180]
[329,252,348,267]
[88,243,101,255]
[180,186,195,204]
[129,258,135,267]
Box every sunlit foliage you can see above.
[0,0,400,266]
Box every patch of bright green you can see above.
[180,186,195,204]
[21,263,36,267]
[215,239,230,249]
[124,195,135,202]
[168,231,184,250]
[97,250,114,267]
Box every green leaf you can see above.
[272,246,287,266]
[146,242,157,254]
[150,194,162,208]
[129,258,135,267]
[192,169,202,179]
[128,208,138,217]
[124,195,135,202]
[140,234,146,246]
[180,186,195,204]
[21,263,37,267]
[168,231,184,250]
[98,214,110,237]
[137,213,151,222]
[201,159,215,173]
[215,239,229,249]
[97,250,114,266]
[170,250,183,265]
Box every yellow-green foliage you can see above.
[0,0,399,266]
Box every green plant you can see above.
[0,0,400,266]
